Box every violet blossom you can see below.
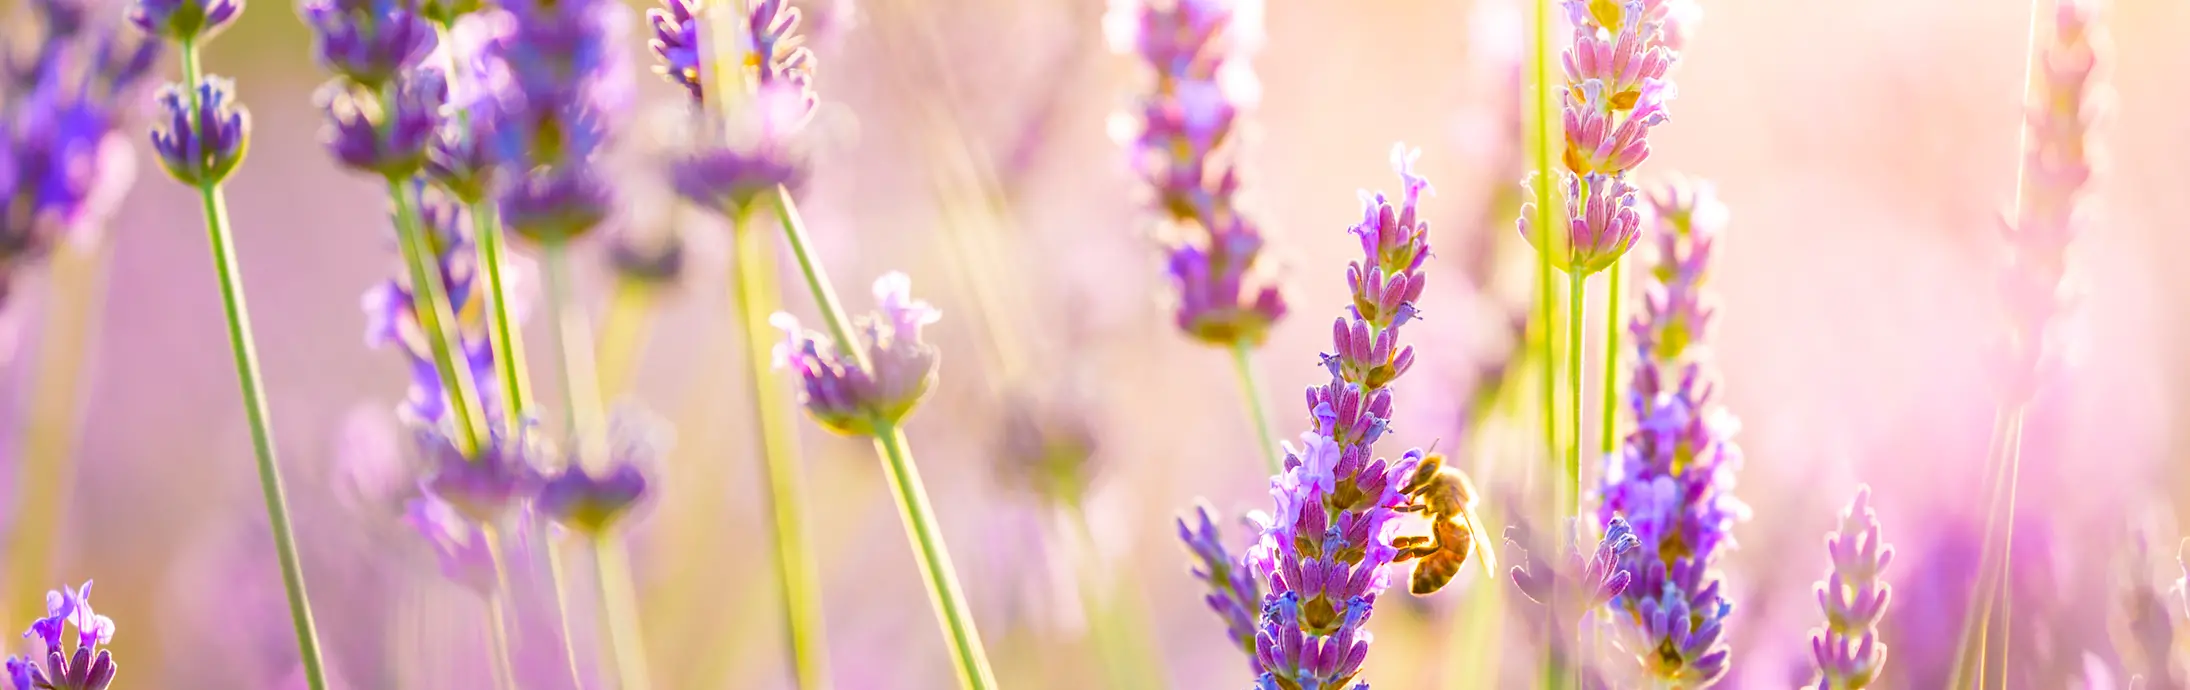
[1807,487,1895,689]
[6,581,117,690]
[772,272,941,437]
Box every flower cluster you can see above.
[773,272,942,437]
[487,0,633,243]
[1227,147,1431,689]
[1597,178,1745,685]
[663,0,817,214]
[1518,0,1690,276]
[1997,0,2103,404]
[1808,487,1894,689]
[302,0,445,180]
[0,0,158,307]
[6,581,116,690]
[1107,0,1285,347]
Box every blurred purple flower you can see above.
[1997,0,2103,404]
[1109,0,1285,348]
[667,0,817,214]
[644,0,699,100]
[1509,516,1640,650]
[1807,487,1895,689]
[362,189,522,425]
[318,67,446,178]
[300,0,439,89]
[7,580,116,690]
[486,0,633,244]
[537,409,663,534]
[402,496,501,592]
[148,76,249,186]
[127,0,242,43]
[772,272,941,437]
[416,419,546,523]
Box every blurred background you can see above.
[5,0,2189,686]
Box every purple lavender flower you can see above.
[1518,0,1686,277]
[604,222,684,286]
[147,77,249,186]
[416,418,545,523]
[402,496,501,592]
[5,581,117,690]
[1230,146,1433,689]
[666,0,816,215]
[772,272,941,437]
[300,0,439,89]
[318,68,446,178]
[1997,0,2102,404]
[1598,176,1745,686]
[537,411,661,533]
[486,0,632,244]
[1178,502,1261,668]
[1108,0,1286,348]
[1808,487,1894,689]
[128,0,242,43]
[1510,516,1641,642]
[363,189,515,424]
[644,0,699,100]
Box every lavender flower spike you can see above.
[538,410,661,534]
[5,580,117,690]
[1242,146,1433,689]
[773,272,942,437]
[148,77,248,186]
[1997,0,2103,404]
[1509,516,1641,640]
[1808,487,1894,689]
[1599,175,1745,686]
[128,0,242,43]
[666,0,817,215]
[487,0,632,244]
[1178,502,1262,668]
[1109,0,1286,347]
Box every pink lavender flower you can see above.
[1808,487,1894,689]
[773,272,941,437]
[1178,502,1261,669]
[665,0,816,214]
[1518,0,1686,276]
[1997,0,2103,404]
[1231,147,1432,689]
[1509,516,1641,642]
[1108,0,1285,347]
[6,581,116,690]
[1598,176,1745,685]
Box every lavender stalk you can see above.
[135,0,329,678]
[1808,487,1895,689]
[1107,0,1288,475]
[1952,0,2102,684]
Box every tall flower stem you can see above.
[480,526,522,690]
[4,244,108,625]
[1566,272,1584,508]
[472,200,531,422]
[1948,406,2028,689]
[1526,0,1565,683]
[177,38,329,690]
[1599,259,1622,455]
[768,187,866,372]
[539,241,651,690]
[730,209,833,689]
[872,423,998,690]
[388,181,489,455]
[1230,339,1283,475]
[595,278,658,399]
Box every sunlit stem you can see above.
[1527,0,1567,681]
[871,423,998,690]
[1566,272,1584,515]
[4,244,107,625]
[768,188,869,371]
[177,37,328,690]
[385,156,487,457]
[1600,259,1622,456]
[594,277,659,400]
[480,525,521,690]
[592,532,655,690]
[1230,339,1285,475]
[730,208,834,689]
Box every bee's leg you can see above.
[1394,503,1427,514]
[1392,540,1442,562]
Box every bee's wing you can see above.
[1460,509,1497,579]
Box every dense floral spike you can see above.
[1233,147,1432,689]
[128,0,242,43]
[299,0,438,89]
[772,272,941,437]
[1108,0,1285,347]
[1510,516,1641,640]
[5,581,117,690]
[363,190,515,424]
[318,68,445,178]
[537,411,660,533]
[1998,0,2103,404]
[668,0,817,215]
[1177,503,1261,669]
[1517,0,1685,276]
[148,77,248,186]
[1808,487,1895,689]
[0,11,158,307]
[486,0,632,244]
[1598,176,1746,686]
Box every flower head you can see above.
[1510,517,1641,643]
[772,272,940,436]
[300,0,439,89]
[403,496,500,592]
[317,68,445,178]
[1997,0,2103,404]
[1807,487,1894,689]
[128,0,243,43]
[416,419,545,523]
[487,0,633,244]
[148,77,249,186]
[7,580,117,690]
[537,410,662,533]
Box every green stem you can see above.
[388,179,489,455]
[1229,339,1285,475]
[872,424,998,690]
[178,38,328,690]
[1946,406,2024,689]
[592,533,655,690]
[595,278,658,400]
[730,210,834,689]
[481,526,520,690]
[1528,0,1564,678]
[1060,496,1160,689]
[1566,272,1584,517]
[1600,259,1622,456]
[768,187,869,372]
[472,199,531,424]
[1993,410,2026,689]
[4,244,105,626]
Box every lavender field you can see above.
[0,0,2183,687]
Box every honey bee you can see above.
[1390,453,1497,595]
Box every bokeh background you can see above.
[6,0,2189,686]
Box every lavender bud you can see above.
[1517,171,1645,276]
[1177,502,1261,669]
[501,165,614,244]
[605,222,685,286]
[148,77,249,186]
[1807,487,1894,689]
[772,272,941,437]
[127,0,243,44]
[317,68,445,178]
[416,420,545,524]
[300,0,439,89]
[5,580,118,690]
[537,410,662,534]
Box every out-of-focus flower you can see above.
[148,77,249,186]
[416,419,546,523]
[299,0,439,89]
[1110,0,1285,348]
[488,0,632,244]
[668,0,817,215]
[318,68,446,178]
[772,272,941,437]
[1808,487,1895,689]
[6,580,117,690]
[605,221,686,287]
[537,410,663,534]
[1510,516,1641,648]
[1997,0,2104,404]
[1233,148,1433,688]
[403,496,501,592]
[996,385,1101,504]
[1599,175,1746,686]
[1177,502,1260,670]
[128,0,242,42]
